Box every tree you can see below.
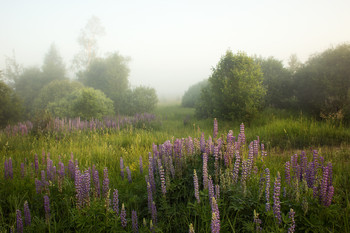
[0,81,22,127]
[72,16,105,73]
[258,57,294,108]
[41,43,66,86]
[196,50,266,121]
[2,51,23,87]
[287,54,302,74]
[181,79,208,108]
[14,67,43,117]
[124,86,158,115]
[294,43,350,121]
[78,52,130,114]
[33,80,83,114]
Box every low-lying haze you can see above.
[1,0,349,100]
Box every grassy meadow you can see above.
[1,105,350,232]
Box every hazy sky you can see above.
[1,0,349,100]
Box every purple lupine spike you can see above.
[44,195,50,223]
[23,201,31,226]
[327,162,333,186]
[240,123,245,145]
[35,179,42,194]
[193,170,200,203]
[75,168,83,209]
[148,153,156,193]
[285,161,291,185]
[203,153,208,189]
[132,210,138,233]
[113,189,119,215]
[126,166,132,183]
[326,186,334,207]
[288,209,296,233]
[233,151,240,183]
[213,118,218,139]
[169,156,175,179]
[120,157,124,180]
[121,203,127,228]
[253,210,263,232]
[151,201,157,226]
[147,182,153,213]
[16,210,23,233]
[210,197,220,233]
[159,165,166,196]
[139,156,143,174]
[102,167,109,199]
[83,170,91,206]
[93,169,100,198]
[273,172,282,224]
[321,166,329,205]
[253,140,259,157]
[34,154,39,174]
[200,133,205,153]
[265,168,271,211]
[4,158,9,179]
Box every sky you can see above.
[1,0,349,101]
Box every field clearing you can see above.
[1,105,349,232]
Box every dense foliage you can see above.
[0,81,22,127]
[196,50,266,121]
[181,79,208,108]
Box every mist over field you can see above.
[1,1,350,232]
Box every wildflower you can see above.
[44,195,50,223]
[113,189,119,215]
[253,210,262,232]
[132,210,138,233]
[147,182,153,213]
[16,210,23,233]
[93,169,100,198]
[151,201,157,225]
[159,165,166,196]
[121,203,127,228]
[288,208,296,233]
[210,197,220,233]
[233,151,240,183]
[23,201,31,226]
[102,167,109,199]
[213,118,218,139]
[265,168,271,211]
[193,170,200,203]
[285,161,291,185]
[203,153,208,189]
[273,172,282,224]
[200,133,205,153]
[208,176,214,203]
[189,223,195,233]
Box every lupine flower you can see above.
[159,165,166,196]
[200,133,205,153]
[121,203,127,228]
[288,208,296,233]
[233,151,240,183]
[23,201,31,226]
[44,195,50,223]
[113,189,119,215]
[102,167,109,199]
[75,168,83,209]
[273,172,282,224]
[253,210,262,232]
[285,161,291,185]
[126,166,132,183]
[326,186,334,206]
[327,162,333,186]
[203,153,208,189]
[210,197,220,233]
[193,170,200,203]
[21,163,25,178]
[34,154,39,174]
[213,118,218,139]
[239,123,245,145]
[132,210,138,233]
[147,182,153,213]
[321,166,329,205]
[189,223,195,233]
[148,153,156,193]
[151,201,157,225]
[265,168,271,211]
[16,210,23,233]
[120,157,124,179]
[93,169,100,198]
[139,156,143,174]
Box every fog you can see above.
[1,0,350,100]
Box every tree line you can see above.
[182,43,350,123]
[0,17,158,128]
